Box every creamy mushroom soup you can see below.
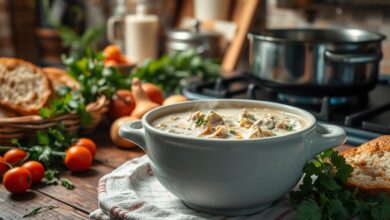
[152,108,306,139]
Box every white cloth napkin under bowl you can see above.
[89,155,298,220]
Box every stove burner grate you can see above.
[277,94,349,106]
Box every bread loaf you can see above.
[42,67,80,102]
[42,67,80,92]
[340,135,390,198]
[0,58,51,115]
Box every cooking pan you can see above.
[248,29,386,96]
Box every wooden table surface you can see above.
[0,125,145,220]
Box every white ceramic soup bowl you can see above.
[119,99,346,216]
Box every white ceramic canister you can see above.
[124,5,158,63]
[194,0,231,21]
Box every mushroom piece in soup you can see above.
[153,108,305,139]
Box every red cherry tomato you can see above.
[108,90,136,121]
[3,148,27,165]
[65,146,92,172]
[74,138,97,157]
[3,167,32,193]
[22,161,45,184]
[142,83,164,105]
[0,156,10,176]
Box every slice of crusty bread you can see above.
[0,58,51,115]
[42,67,80,102]
[42,67,80,92]
[340,135,390,198]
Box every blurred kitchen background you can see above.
[0,0,389,75]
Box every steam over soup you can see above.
[152,108,306,139]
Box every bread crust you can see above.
[42,67,80,91]
[341,135,390,157]
[340,135,390,198]
[0,58,51,115]
[0,105,18,118]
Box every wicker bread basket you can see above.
[0,96,110,144]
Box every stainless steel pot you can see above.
[166,20,223,58]
[248,29,386,96]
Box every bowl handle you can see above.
[119,120,147,152]
[307,124,346,159]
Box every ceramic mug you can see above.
[119,99,346,216]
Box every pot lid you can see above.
[248,28,386,44]
[168,20,221,41]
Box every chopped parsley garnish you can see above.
[60,178,75,190]
[286,125,293,131]
[229,129,236,135]
[195,118,207,127]
[248,114,256,121]
[23,206,58,218]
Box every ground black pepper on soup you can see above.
[152,108,305,139]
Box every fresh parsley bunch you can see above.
[62,49,131,104]
[9,124,77,190]
[39,86,91,126]
[11,124,77,168]
[131,49,220,94]
[289,149,390,220]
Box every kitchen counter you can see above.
[0,126,144,219]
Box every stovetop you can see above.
[182,73,390,145]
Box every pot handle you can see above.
[324,51,382,64]
[307,124,346,159]
[119,120,147,152]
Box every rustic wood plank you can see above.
[34,129,143,213]
[27,128,142,214]
[0,186,88,220]
[35,162,113,213]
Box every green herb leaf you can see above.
[42,169,60,185]
[39,87,92,127]
[60,178,75,190]
[229,130,236,135]
[23,206,58,218]
[131,49,220,94]
[248,114,256,122]
[195,118,207,127]
[39,108,51,118]
[290,149,390,220]
[42,170,74,190]
[285,125,293,131]
[330,152,353,181]
[63,50,132,107]
[327,199,348,219]
[10,138,21,148]
[318,175,341,191]
[37,131,50,146]
[369,193,390,220]
[297,199,322,220]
